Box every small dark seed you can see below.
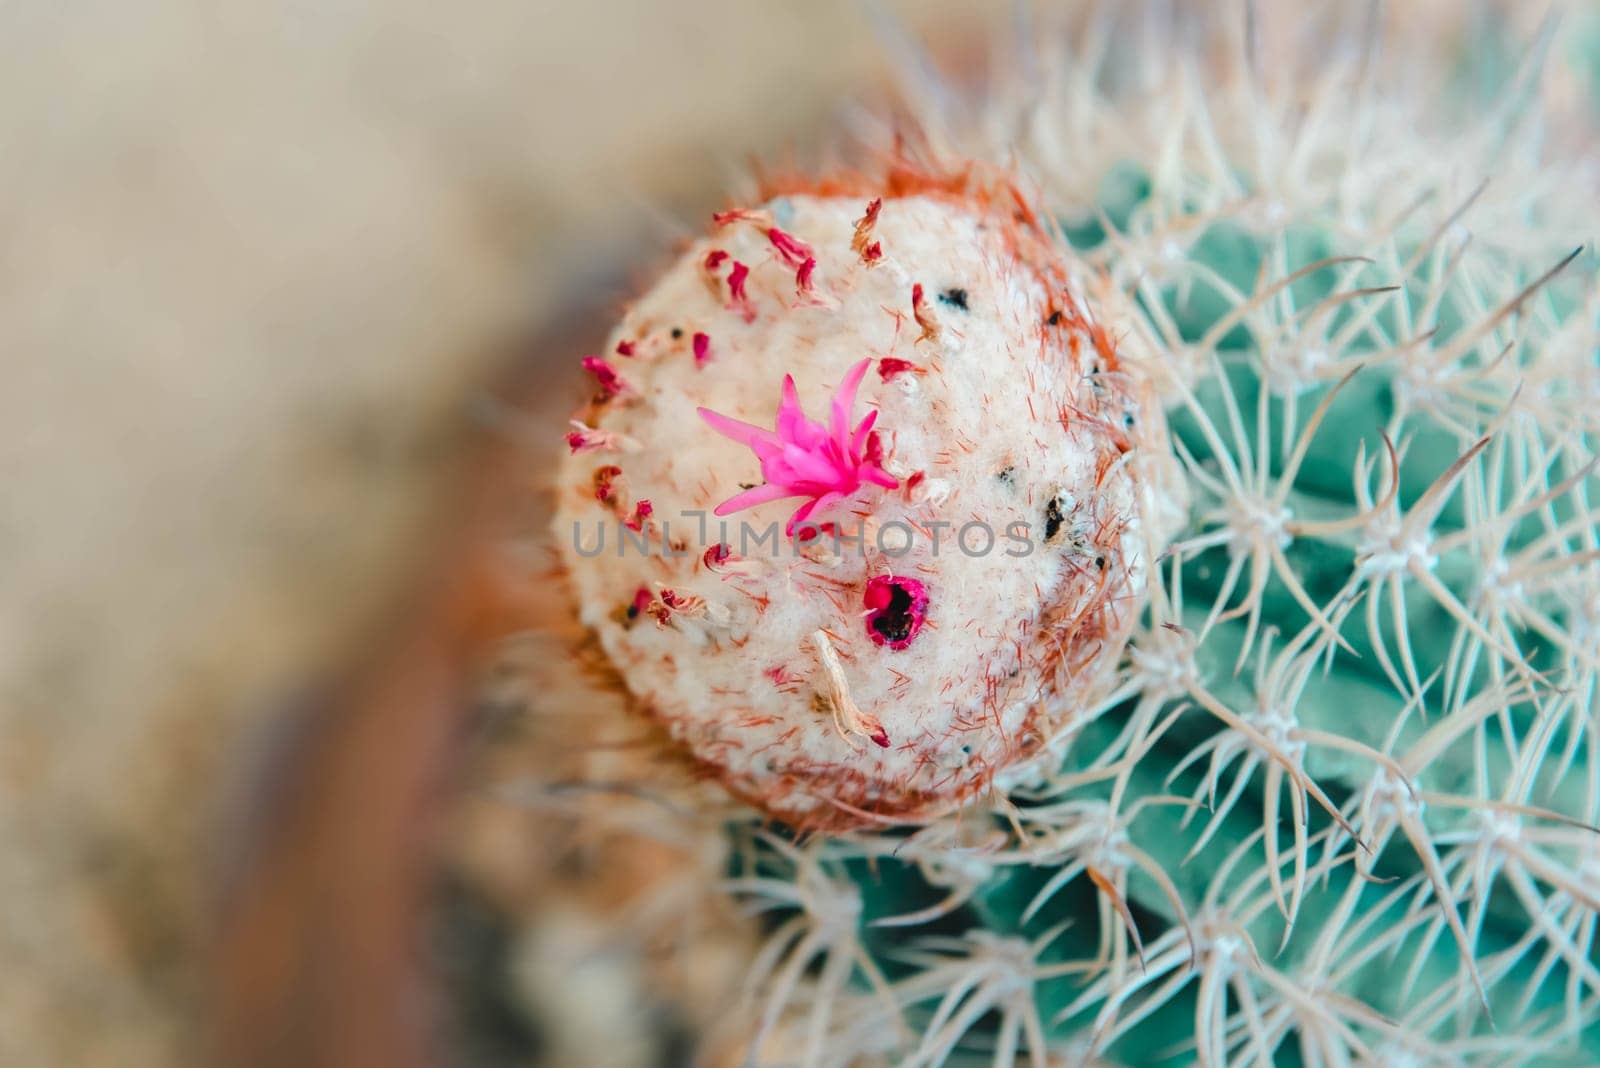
[1044,497,1065,541]
[670,327,684,339]
[938,287,969,311]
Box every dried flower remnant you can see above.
[726,260,754,320]
[877,357,922,382]
[701,249,730,300]
[625,585,653,623]
[910,282,940,345]
[622,499,652,532]
[811,628,891,749]
[580,355,631,400]
[794,257,818,297]
[566,422,636,455]
[767,226,814,268]
[591,464,623,505]
[853,197,883,264]
[712,207,769,228]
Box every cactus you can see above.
[543,5,1600,1065]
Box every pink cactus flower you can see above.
[698,358,897,535]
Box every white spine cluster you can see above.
[518,4,1600,1064]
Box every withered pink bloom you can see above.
[851,198,881,260]
[712,208,769,228]
[626,585,654,623]
[566,421,634,455]
[794,256,817,296]
[591,464,623,503]
[877,357,922,381]
[697,358,897,535]
[766,226,813,268]
[700,249,730,301]
[726,260,754,321]
[623,499,653,532]
[581,355,631,399]
[659,588,705,616]
[910,282,939,345]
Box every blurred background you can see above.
[2,3,1593,1067]
[0,3,990,1066]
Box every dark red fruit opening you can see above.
[863,575,928,650]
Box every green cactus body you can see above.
[546,6,1600,1065]
[707,10,1600,1067]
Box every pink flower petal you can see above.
[787,491,844,536]
[850,408,878,455]
[713,482,795,517]
[699,407,780,451]
[862,430,887,470]
[861,464,899,489]
[830,359,872,443]
[776,375,805,439]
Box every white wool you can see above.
[556,193,1177,824]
